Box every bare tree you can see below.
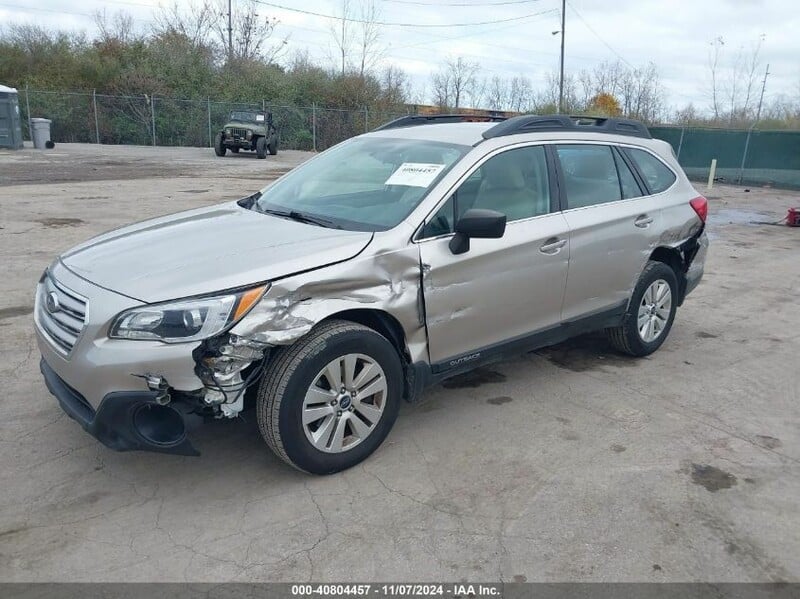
[153,0,216,47]
[94,10,137,44]
[485,76,508,110]
[379,65,410,105]
[704,34,765,124]
[508,75,533,112]
[356,0,384,78]
[430,56,480,109]
[329,0,354,76]
[618,62,664,123]
[214,0,287,63]
[729,35,764,124]
[535,71,579,113]
[466,76,486,110]
[578,60,625,107]
[431,69,452,109]
[707,36,724,121]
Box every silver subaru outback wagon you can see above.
[35,114,708,474]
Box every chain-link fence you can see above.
[16,89,800,190]
[18,88,411,152]
[650,125,800,190]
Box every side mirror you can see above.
[449,208,506,255]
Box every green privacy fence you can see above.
[650,126,800,190]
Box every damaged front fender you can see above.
[230,238,427,362]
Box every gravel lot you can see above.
[0,143,798,582]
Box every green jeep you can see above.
[214,110,279,159]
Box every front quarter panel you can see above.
[230,229,427,362]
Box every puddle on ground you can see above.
[690,463,737,492]
[441,368,506,389]
[486,396,513,405]
[707,208,773,228]
[536,333,638,372]
[35,217,85,228]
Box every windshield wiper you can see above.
[259,207,341,229]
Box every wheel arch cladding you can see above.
[324,309,409,359]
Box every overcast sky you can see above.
[2,0,798,113]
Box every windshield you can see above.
[230,111,266,123]
[254,137,470,231]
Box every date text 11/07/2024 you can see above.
[290,583,503,597]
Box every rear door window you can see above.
[613,148,644,199]
[555,144,622,209]
[624,147,676,194]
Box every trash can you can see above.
[31,117,52,149]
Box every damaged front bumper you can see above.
[34,262,274,456]
[40,358,200,456]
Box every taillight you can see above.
[690,196,708,223]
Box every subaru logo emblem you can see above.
[45,291,60,313]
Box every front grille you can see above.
[36,274,87,355]
[230,127,248,139]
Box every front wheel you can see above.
[213,132,226,157]
[256,320,403,474]
[256,137,267,159]
[607,260,678,357]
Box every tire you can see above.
[267,136,278,156]
[213,132,226,157]
[256,320,403,474]
[607,260,678,357]
[230,147,239,153]
[256,137,267,159]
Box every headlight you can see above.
[110,285,268,343]
[225,128,232,137]
[246,130,253,140]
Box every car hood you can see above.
[61,202,373,303]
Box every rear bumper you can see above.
[40,357,199,456]
[684,229,708,298]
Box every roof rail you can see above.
[482,114,652,140]
[374,113,507,131]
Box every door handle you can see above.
[634,215,654,228]
[539,238,567,254]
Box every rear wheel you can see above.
[256,320,402,474]
[256,137,267,159]
[268,136,278,156]
[213,132,226,157]
[607,260,678,357]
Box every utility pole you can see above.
[227,0,233,63]
[558,0,566,114]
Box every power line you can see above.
[252,0,556,27]
[276,11,607,68]
[565,0,633,67]
[0,2,151,22]
[382,0,544,6]
[0,3,95,18]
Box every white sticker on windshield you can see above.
[385,163,446,187]
[256,114,265,121]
